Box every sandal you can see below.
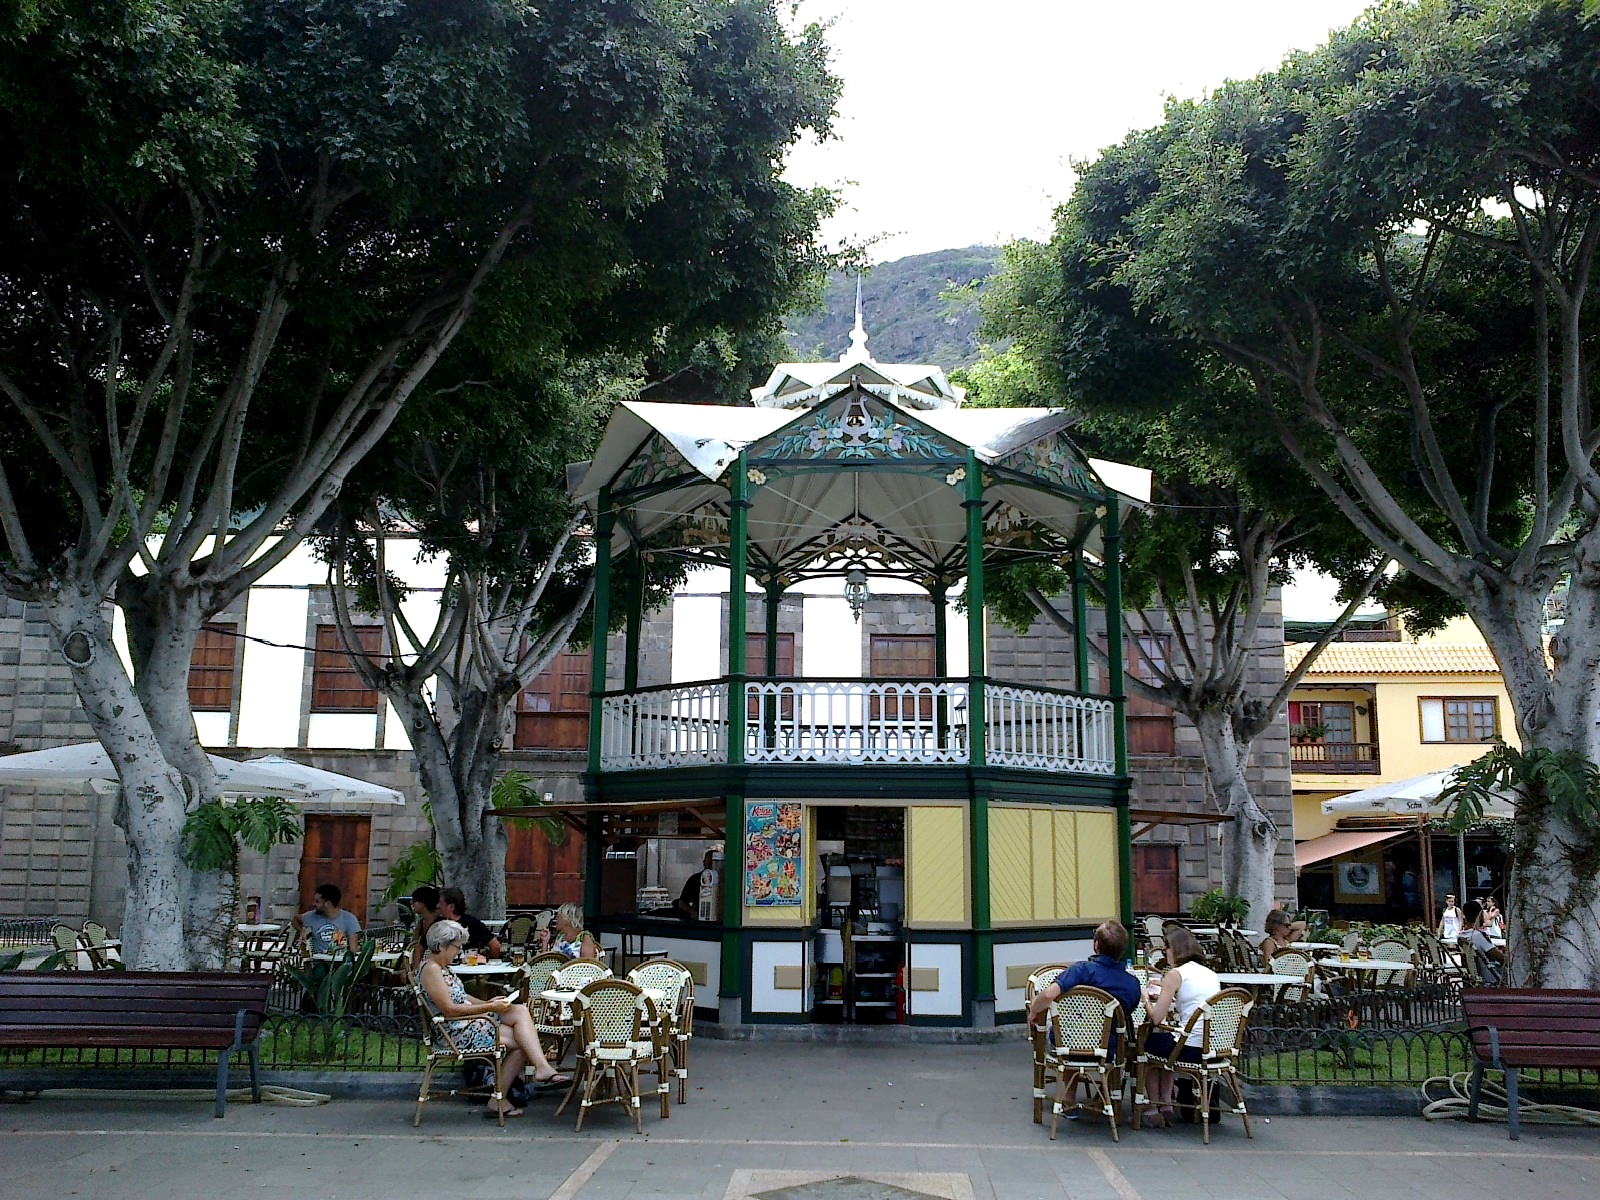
[483,1104,524,1119]
[532,1071,572,1088]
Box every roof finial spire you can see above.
[843,274,871,362]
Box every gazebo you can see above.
[558,317,1150,1027]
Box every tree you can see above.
[974,244,1385,928]
[0,1,836,967]
[1035,0,1600,984]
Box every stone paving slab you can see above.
[1,1039,1595,1200]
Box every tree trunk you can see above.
[121,578,235,969]
[1471,560,1600,988]
[1191,707,1280,933]
[43,585,192,969]
[390,686,511,919]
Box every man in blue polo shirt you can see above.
[1026,919,1141,1029]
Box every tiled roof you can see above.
[1284,641,1501,676]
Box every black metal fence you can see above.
[0,918,56,948]
[0,1013,428,1075]
[1242,1024,1472,1085]
[1251,982,1463,1032]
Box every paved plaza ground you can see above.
[2,1040,1595,1200]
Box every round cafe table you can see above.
[1316,957,1415,975]
[235,923,282,935]
[1215,971,1302,996]
[451,960,520,977]
[1289,941,1342,952]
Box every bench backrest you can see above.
[1461,987,1600,1068]
[0,971,273,1049]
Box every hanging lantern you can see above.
[844,566,869,622]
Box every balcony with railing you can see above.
[1290,740,1381,774]
[597,677,1116,777]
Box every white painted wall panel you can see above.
[236,587,308,747]
[992,937,1093,1013]
[750,939,807,1014]
[905,941,963,1016]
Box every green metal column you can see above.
[623,549,643,693]
[1102,497,1136,936]
[583,811,604,920]
[933,582,949,749]
[720,793,744,1008]
[728,453,749,766]
[722,458,751,1014]
[1072,549,1090,694]
[763,581,781,749]
[962,451,993,1005]
[587,490,613,776]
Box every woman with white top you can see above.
[1438,894,1464,941]
[1141,926,1221,1128]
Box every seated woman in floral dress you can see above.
[417,919,570,1118]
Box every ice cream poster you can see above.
[744,802,803,907]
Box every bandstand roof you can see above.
[571,388,1151,588]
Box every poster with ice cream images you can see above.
[744,802,803,907]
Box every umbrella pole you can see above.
[1456,831,1468,902]
[1418,816,1435,928]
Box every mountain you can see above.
[781,245,1000,372]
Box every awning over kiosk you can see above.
[1293,827,1408,869]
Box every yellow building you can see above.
[1287,618,1514,918]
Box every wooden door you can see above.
[515,649,591,750]
[868,634,936,720]
[1132,843,1180,915]
[504,822,584,908]
[299,815,372,923]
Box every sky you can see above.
[782,0,1376,263]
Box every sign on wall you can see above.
[744,802,803,907]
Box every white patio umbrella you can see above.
[0,742,308,798]
[241,755,404,805]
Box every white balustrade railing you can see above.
[744,680,969,764]
[600,683,728,771]
[984,684,1115,774]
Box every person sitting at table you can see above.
[1026,920,1141,1112]
[417,920,571,1117]
[1438,893,1465,941]
[540,902,601,960]
[292,883,362,954]
[1459,899,1506,985]
[1141,926,1221,1128]
[1258,909,1306,967]
[439,887,502,959]
[408,884,441,971]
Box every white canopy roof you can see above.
[1320,770,1515,819]
[0,743,405,804]
[571,389,1151,586]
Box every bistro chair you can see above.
[629,959,695,1104]
[1045,985,1130,1142]
[407,975,509,1127]
[1123,967,1153,1112]
[1368,939,1413,987]
[553,959,611,990]
[1143,988,1256,1145]
[1457,938,1485,986]
[1024,964,1068,1124]
[557,978,666,1133]
[525,952,582,1064]
[1340,930,1363,953]
[505,915,535,949]
[49,923,85,970]
[1267,950,1312,1002]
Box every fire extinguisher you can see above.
[894,963,908,1024]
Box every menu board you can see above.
[744,802,803,907]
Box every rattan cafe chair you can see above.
[50,923,84,970]
[1024,964,1068,1124]
[407,975,509,1127]
[1152,987,1256,1145]
[556,978,666,1133]
[1045,985,1130,1142]
[628,959,695,1104]
[1267,950,1312,1002]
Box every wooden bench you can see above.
[1461,987,1600,1139]
[0,971,273,1117]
